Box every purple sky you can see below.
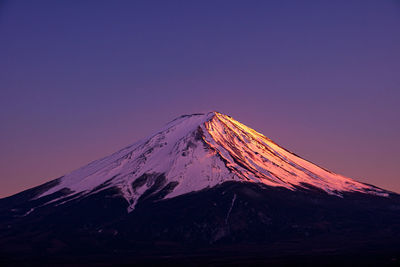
[0,0,399,197]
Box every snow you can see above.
[204,113,388,196]
[36,111,389,211]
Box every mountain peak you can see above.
[166,111,222,124]
[35,112,389,211]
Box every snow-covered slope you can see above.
[37,111,388,211]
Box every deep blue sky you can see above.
[0,0,399,197]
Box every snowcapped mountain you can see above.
[34,111,387,212]
[1,112,399,265]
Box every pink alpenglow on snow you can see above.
[38,112,389,212]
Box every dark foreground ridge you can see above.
[1,181,400,266]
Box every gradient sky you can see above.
[0,0,399,197]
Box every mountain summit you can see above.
[36,111,387,212]
[1,112,399,265]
